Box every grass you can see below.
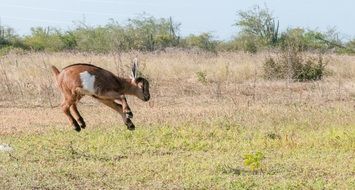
[0,50,354,189]
[1,121,354,189]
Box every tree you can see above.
[235,5,279,47]
[0,25,23,49]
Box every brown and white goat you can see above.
[51,60,150,132]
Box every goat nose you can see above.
[144,95,150,101]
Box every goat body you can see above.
[51,62,150,132]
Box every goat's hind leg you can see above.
[70,103,86,129]
[61,99,81,132]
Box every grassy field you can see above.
[0,51,354,189]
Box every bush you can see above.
[278,28,344,53]
[181,33,218,52]
[263,48,327,81]
[23,27,65,51]
[278,28,325,52]
[293,56,326,81]
[126,16,180,51]
[0,26,26,49]
[263,57,286,79]
[196,71,207,84]
[71,16,180,52]
[59,32,77,50]
[72,26,113,53]
[243,151,265,172]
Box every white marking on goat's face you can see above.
[79,71,96,94]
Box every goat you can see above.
[51,59,150,132]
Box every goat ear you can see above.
[131,58,138,80]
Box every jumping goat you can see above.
[51,59,150,132]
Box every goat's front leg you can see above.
[114,95,133,119]
[97,99,135,130]
[100,92,133,119]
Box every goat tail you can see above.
[50,65,60,81]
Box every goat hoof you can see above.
[80,123,86,129]
[78,118,86,129]
[73,122,81,132]
[79,121,86,129]
[127,123,135,131]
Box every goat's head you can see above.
[130,58,150,101]
[133,77,150,101]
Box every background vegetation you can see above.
[1,6,354,54]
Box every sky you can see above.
[0,0,354,40]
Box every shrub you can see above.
[23,27,65,51]
[278,28,326,52]
[196,71,208,84]
[59,32,77,50]
[72,26,113,53]
[241,35,258,53]
[293,56,326,81]
[182,33,218,52]
[0,26,26,49]
[263,57,286,79]
[278,28,344,53]
[72,16,180,52]
[264,48,327,81]
[243,151,265,172]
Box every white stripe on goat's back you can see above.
[79,71,96,94]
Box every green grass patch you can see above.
[1,123,354,189]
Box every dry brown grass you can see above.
[0,50,354,134]
[1,51,354,101]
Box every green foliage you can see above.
[59,31,77,50]
[0,26,13,47]
[218,35,258,53]
[216,40,238,52]
[24,27,65,51]
[237,34,258,53]
[263,47,327,81]
[125,16,180,51]
[0,26,26,49]
[264,34,328,81]
[0,8,352,55]
[293,56,326,81]
[342,39,355,54]
[182,33,218,52]
[69,16,181,52]
[72,26,114,52]
[196,71,208,84]
[236,5,279,47]
[279,28,326,51]
[233,5,347,54]
[0,15,181,53]
[243,151,265,172]
[278,27,345,53]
